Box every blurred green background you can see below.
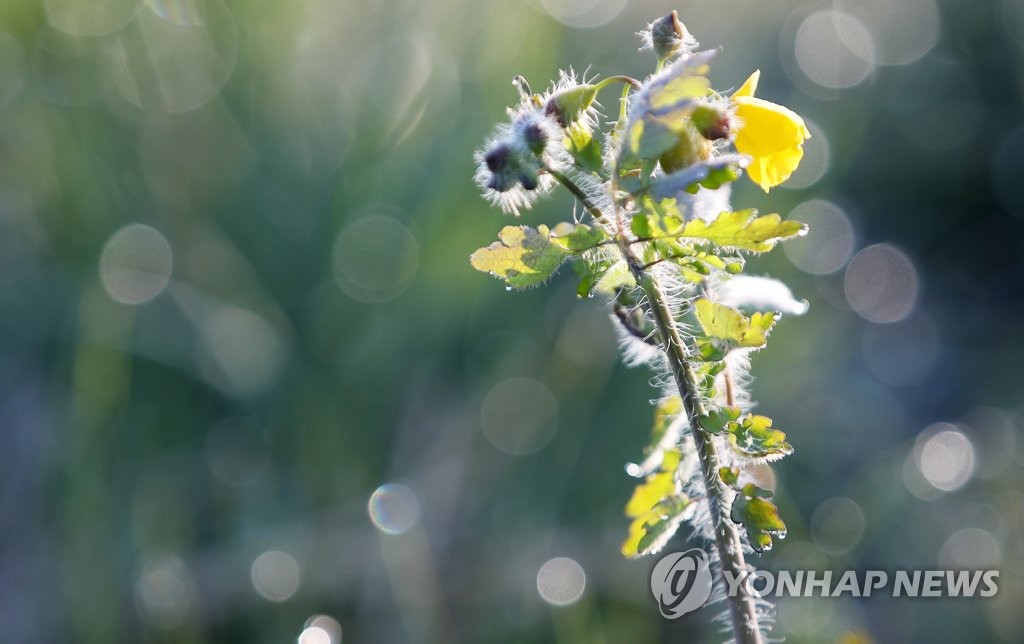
[1,0,1023,642]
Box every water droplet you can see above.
[625,462,643,477]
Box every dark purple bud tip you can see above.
[518,168,539,191]
[488,173,516,192]
[484,144,512,173]
[522,121,547,155]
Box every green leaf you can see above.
[471,224,603,289]
[700,406,742,434]
[618,53,715,169]
[719,466,740,486]
[649,75,711,112]
[566,128,605,173]
[731,486,787,553]
[695,360,725,398]
[691,162,742,192]
[647,155,747,199]
[549,222,607,252]
[622,495,692,558]
[694,299,777,360]
[622,446,688,558]
[573,260,601,298]
[630,213,654,239]
[725,414,792,461]
[646,396,682,456]
[621,119,673,167]
[593,260,635,295]
[678,209,807,253]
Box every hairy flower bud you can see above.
[642,10,698,62]
[659,127,713,173]
[519,119,548,155]
[544,84,599,128]
[518,166,540,191]
[691,104,733,141]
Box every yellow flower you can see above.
[732,70,810,192]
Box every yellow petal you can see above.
[733,95,811,192]
[733,69,760,98]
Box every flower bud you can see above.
[518,166,540,191]
[484,143,518,192]
[544,84,599,128]
[691,104,733,141]
[658,127,713,173]
[520,120,548,155]
[647,10,697,61]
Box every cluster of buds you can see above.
[474,110,564,216]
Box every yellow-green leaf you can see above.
[731,485,787,553]
[470,225,570,289]
[679,209,807,253]
[725,414,793,461]
[625,470,675,518]
[694,299,777,358]
[622,495,692,558]
[621,446,686,558]
[548,222,607,252]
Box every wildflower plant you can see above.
[470,11,810,643]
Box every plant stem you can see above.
[617,240,764,644]
[595,74,644,91]
[550,161,763,642]
[546,168,608,225]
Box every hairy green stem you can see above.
[617,240,764,644]
[549,156,763,643]
[547,168,608,225]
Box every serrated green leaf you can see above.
[622,446,688,558]
[731,488,787,553]
[678,209,807,253]
[625,470,675,518]
[549,222,607,252]
[701,406,742,434]
[726,414,792,460]
[622,495,692,558]
[470,225,570,289]
[694,299,777,360]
